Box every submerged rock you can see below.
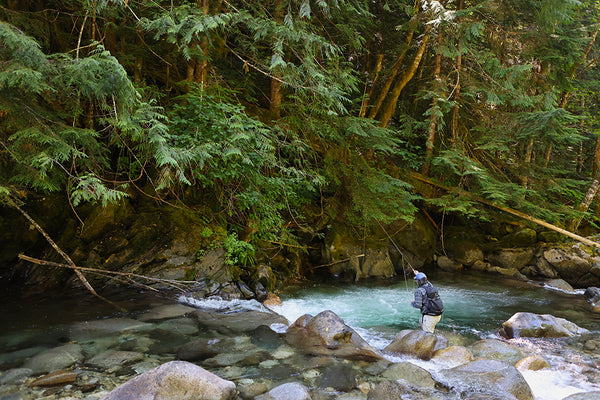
[255,382,311,400]
[366,380,419,400]
[383,329,439,360]
[29,369,77,387]
[468,339,524,364]
[99,360,236,400]
[440,359,533,400]
[69,318,153,341]
[192,308,288,334]
[22,343,84,374]
[381,361,436,389]
[500,312,589,338]
[285,310,384,361]
[138,304,196,322]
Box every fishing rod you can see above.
[377,220,417,276]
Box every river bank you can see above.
[0,273,599,400]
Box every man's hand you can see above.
[413,270,419,276]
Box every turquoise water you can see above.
[271,272,600,337]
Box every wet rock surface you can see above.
[0,295,598,400]
[501,312,589,338]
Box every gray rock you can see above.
[138,304,196,322]
[501,312,589,338]
[488,248,534,271]
[155,317,199,335]
[176,338,221,361]
[69,318,153,341]
[383,329,438,360]
[285,310,383,361]
[22,343,84,374]
[544,279,575,293]
[255,382,311,400]
[85,350,144,370]
[381,362,435,388]
[543,249,590,285]
[0,347,47,367]
[437,256,464,272]
[468,339,524,364]
[433,345,474,367]
[99,360,236,400]
[193,309,288,334]
[366,380,419,400]
[441,359,533,400]
[317,363,356,391]
[584,287,600,305]
[561,392,600,400]
[202,352,248,368]
[238,381,269,399]
[0,368,33,385]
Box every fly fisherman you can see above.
[410,270,444,333]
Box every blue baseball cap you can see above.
[414,272,427,280]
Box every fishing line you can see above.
[376,220,417,275]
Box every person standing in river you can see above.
[410,270,444,333]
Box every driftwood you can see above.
[410,173,600,250]
[9,198,190,310]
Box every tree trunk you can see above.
[269,0,284,118]
[521,137,534,188]
[421,27,443,176]
[560,22,600,108]
[451,0,464,146]
[378,26,432,127]
[568,179,600,232]
[359,53,384,118]
[367,30,417,120]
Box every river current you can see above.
[1,271,599,399]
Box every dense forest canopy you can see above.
[2,0,600,265]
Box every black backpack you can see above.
[422,283,444,316]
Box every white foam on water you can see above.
[177,295,268,313]
[521,368,600,400]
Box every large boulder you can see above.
[284,310,384,361]
[99,361,236,400]
[440,359,533,400]
[321,225,395,281]
[192,308,289,334]
[543,248,592,286]
[468,339,524,364]
[543,279,575,293]
[388,213,437,271]
[487,249,534,271]
[383,329,439,360]
[381,362,436,389]
[433,345,474,367]
[584,287,600,307]
[500,312,589,338]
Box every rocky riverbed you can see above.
[0,291,599,400]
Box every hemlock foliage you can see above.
[2,0,600,268]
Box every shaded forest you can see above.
[2,0,600,286]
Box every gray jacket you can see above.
[412,282,433,313]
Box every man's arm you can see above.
[411,287,424,309]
